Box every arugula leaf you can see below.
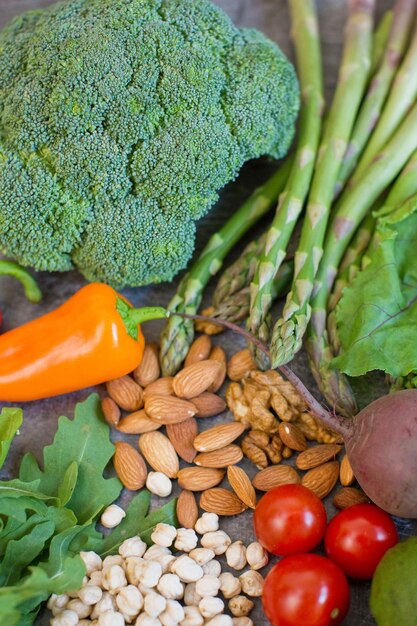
[0,408,22,469]
[370,538,417,625]
[0,520,55,586]
[58,462,78,508]
[86,491,177,557]
[20,395,121,523]
[0,497,48,523]
[0,480,54,501]
[333,210,417,377]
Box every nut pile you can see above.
[48,513,266,626]
[102,338,368,518]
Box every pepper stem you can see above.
[0,261,42,303]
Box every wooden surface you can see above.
[1,1,413,625]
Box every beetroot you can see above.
[279,366,417,518]
[344,390,417,518]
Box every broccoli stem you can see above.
[335,0,416,196]
[306,104,417,412]
[270,0,375,369]
[247,0,324,358]
[211,260,293,324]
[159,158,292,375]
[0,261,42,303]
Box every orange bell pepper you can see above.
[0,283,168,402]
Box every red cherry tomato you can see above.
[324,503,398,580]
[263,553,350,626]
[254,484,327,556]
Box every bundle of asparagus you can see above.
[160,0,417,416]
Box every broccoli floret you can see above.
[0,0,299,287]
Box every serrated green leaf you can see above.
[0,408,23,469]
[0,497,48,523]
[88,491,178,557]
[0,519,55,586]
[25,395,121,522]
[0,480,54,501]
[333,210,417,377]
[370,538,417,625]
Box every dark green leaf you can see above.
[333,211,417,377]
[22,395,121,522]
[0,408,23,469]
[0,520,55,585]
[370,538,417,625]
[89,491,178,557]
[0,497,48,523]
[0,479,53,501]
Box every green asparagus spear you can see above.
[247,0,324,356]
[352,17,417,181]
[370,10,394,75]
[270,0,375,368]
[306,104,417,410]
[212,233,267,308]
[159,160,291,375]
[212,260,293,324]
[335,0,416,196]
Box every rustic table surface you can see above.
[1,0,414,625]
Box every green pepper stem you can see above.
[0,261,42,303]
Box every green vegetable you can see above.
[370,538,417,626]
[0,408,22,469]
[160,158,291,375]
[332,202,417,378]
[247,0,323,357]
[335,0,415,195]
[270,0,374,368]
[0,395,176,625]
[0,0,299,288]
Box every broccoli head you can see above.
[0,0,299,287]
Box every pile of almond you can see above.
[102,337,369,521]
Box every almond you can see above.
[296,444,343,470]
[185,335,212,367]
[173,360,223,399]
[117,410,160,434]
[195,307,224,335]
[144,395,197,424]
[133,343,160,387]
[166,418,198,463]
[252,465,301,491]
[143,377,174,399]
[193,423,246,452]
[333,487,369,509]
[340,454,355,486]
[106,376,143,412]
[177,467,225,491]
[139,431,179,478]
[208,346,227,392]
[301,461,340,499]
[177,490,199,529]
[278,422,307,451]
[227,465,257,509]
[192,393,227,418]
[227,349,257,381]
[194,445,243,468]
[101,396,121,427]
[200,488,247,515]
[113,441,147,490]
